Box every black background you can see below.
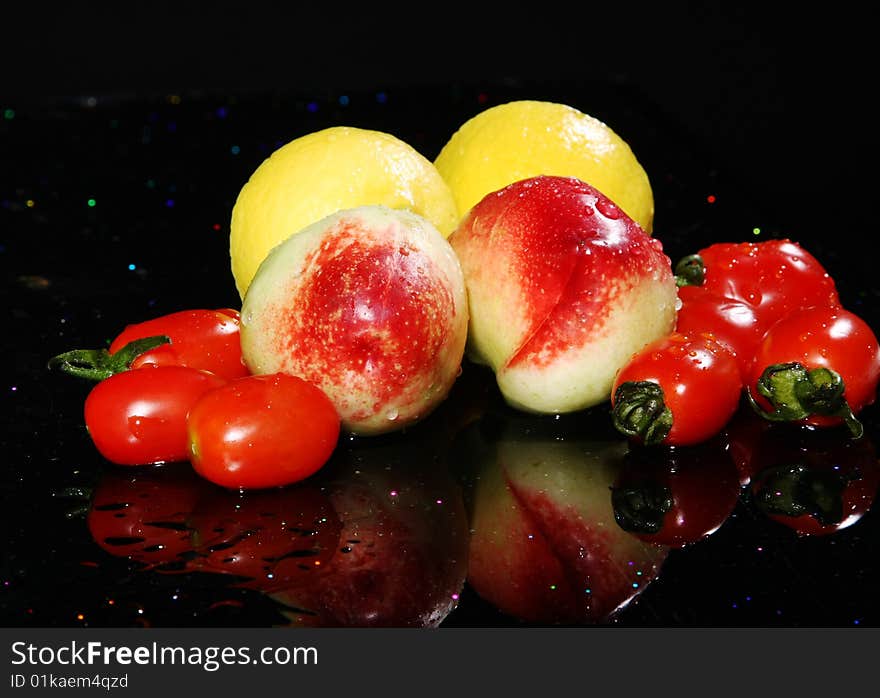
[4,2,874,239]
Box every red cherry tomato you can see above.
[611,439,741,547]
[747,306,880,435]
[675,239,841,330]
[188,485,342,591]
[86,464,204,567]
[674,285,765,379]
[84,366,227,466]
[746,426,880,536]
[611,332,743,446]
[109,308,249,380]
[187,373,341,490]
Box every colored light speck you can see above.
[752,227,761,235]
[11,386,18,392]
[732,602,738,609]
[338,95,350,106]
[137,608,144,614]
[549,584,557,591]
[230,145,240,155]
[451,593,459,601]
[76,613,85,621]
[26,199,34,208]
[216,106,228,118]
[3,108,14,120]
[128,264,136,271]
[212,223,221,231]
[87,198,96,207]
[632,583,639,589]
[389,490,398,497]
[627,560,634,566]
[107,599,115,606]
[375,91,388,104]
[707,194,716,203]
[165,199,175,208]
[585,589,591,594]
[854,619,861,625]
[306,102,319,113]
[436,499,443,505]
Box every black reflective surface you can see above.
[3,82,880,628]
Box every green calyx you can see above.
[753,463,852,526]
[747,361,863,439]
[612,381,673,446]
[47,335,171,381]
[674,253,705,287]
[611,481,674,534]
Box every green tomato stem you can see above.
[611,380,673,446]
[746,361,863,438]
[674,253,705,287]
[47,335,171,381]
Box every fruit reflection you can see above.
[610,437,741,548]
[463,411,669,625]
[742,424,880,536]
[84,432,469,627]
[269,437,470,627]
[86,464,203,569]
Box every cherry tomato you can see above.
[49,308,249,382]
[747,306,880,436]
[611,331,742,446]
[109,308,249,380]
[611,438,741,547]
[84,366,227,465]
[674,284,765,379]
[187,373,341,489]
[746,425,880,536]
[86,463,204,568]
[188,485,342,591]
[675,239,840,330]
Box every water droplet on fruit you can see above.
[385,409,399,422]
[595,199,620,219]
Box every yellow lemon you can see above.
[434,100,654,233]
[230,126,459,298]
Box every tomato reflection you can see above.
[611,437,741,547]
[742,424,880,536]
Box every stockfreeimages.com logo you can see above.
[10,640,318,673]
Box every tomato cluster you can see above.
[50,308,341,489]
[612,238,880,446]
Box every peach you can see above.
[240,205,469,435]
[449,175,677,413]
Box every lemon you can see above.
[230,126,459,298]
[434,100,654,233]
